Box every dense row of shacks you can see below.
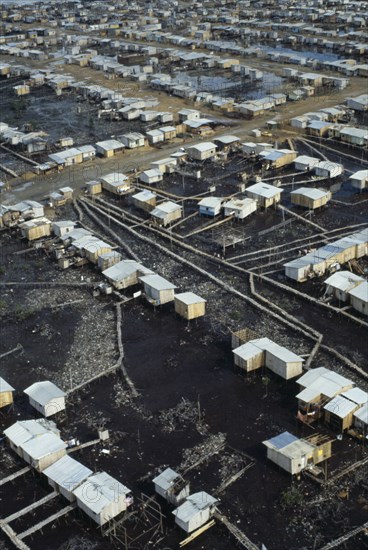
[1,379,217,533]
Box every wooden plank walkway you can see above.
[17,503,77,540]
[213,512,259,550]
[0,467,32,487]
[4,492,58,524]
[319,521,368,549]
[0,521,30,550]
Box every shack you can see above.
[349,169,368,190]
[186,142,217,161]
[95,139,125,157]
[172,492,218,533]
[86,180,102,195]
[263,432,332,476]
[174,292,206,320]
[222,198,257,220]
[139,169,163,185]
[290,188,331,209]
[0,377,15,408]
[314,161,343,178]
[24,380,66,417]
[296,367,354,418]
[4,419,60,459]
[132,190,157,212]
[83,239,112,264]
[324,271,364,302]
[323,395,360,431]
[98,251,122,271]
[233,337,304,379]
[21,433,67,472]
[100,173,131,195]
[103,260,153,290]
[294,155,320,171]
[44,455,92,502]
[73,472,132,526]
[198,197,223,217]
[19,217,51,241]
[245,182,282,209]
[139,274,176,305]
[151,201,182,226]
[348,281,368,316]
[353,403,368,434]
[153,467,190,505]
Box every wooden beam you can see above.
[179,520,216,547]
[0,466,32,487]
[17,504,77,540]
[4,492,58,524]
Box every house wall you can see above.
[29,396,65,417]
[0,391,13,408]
[265,353,303,379]
[24,448,66,472]
[350,295,367,316]
[85,246,112,264]
[26,224,51,240]
[234,350,264,372]
[158,288,175,305]
[133,197,156,212]
[174,299,205,320]
[267,448,292,474]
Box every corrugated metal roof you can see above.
[324,395,358,418]
[24,381,66,406]
[264,431,298,450]
[342,387,368,405]
[73,472,130,513]
[151,201,182,217]
[324,271,364,291]
[198,197,223,208]
[132,190,156,201]
[4,419,59,447]
[291,187,329,200]
[43,455,92,490]
[139,274,177,291]
[153,467,180,491]
[175,292,206,305]
[187,142,217,152]
[246,182,283,198]
[103,260,153,282]
[21,432,66,459]
[173,492,217,522]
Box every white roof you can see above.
[297,367,349,388]
[95,139,124,151]
[100,172,128,185]
[103,260,153,281]
[141,169,162,178]
[151,201,182,218]
[21,432,66,459]
[350,169,368,181]
[324,395,358,418]
[24,381,66,406]
[4,419,59,447]
[173,492,217,522]
[132,190,156,201]
[348,281,368,303]
[246,182,283,198]
[153,467,181,491]
[294,155,320,165]
[43,455,92,491]
[139,274,177,291]
[175,292,206,305]
[324,271,364,291]
[73,472,130,513]
[0,377,15,393]
[233,337,303,364]
[342,387,368,405]
[187,142,217,152]
[214,135,240,144]
[223,198,257,210]
[291,187,329,200]
[198,197,223,208]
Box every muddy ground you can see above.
[0,196,367,550]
